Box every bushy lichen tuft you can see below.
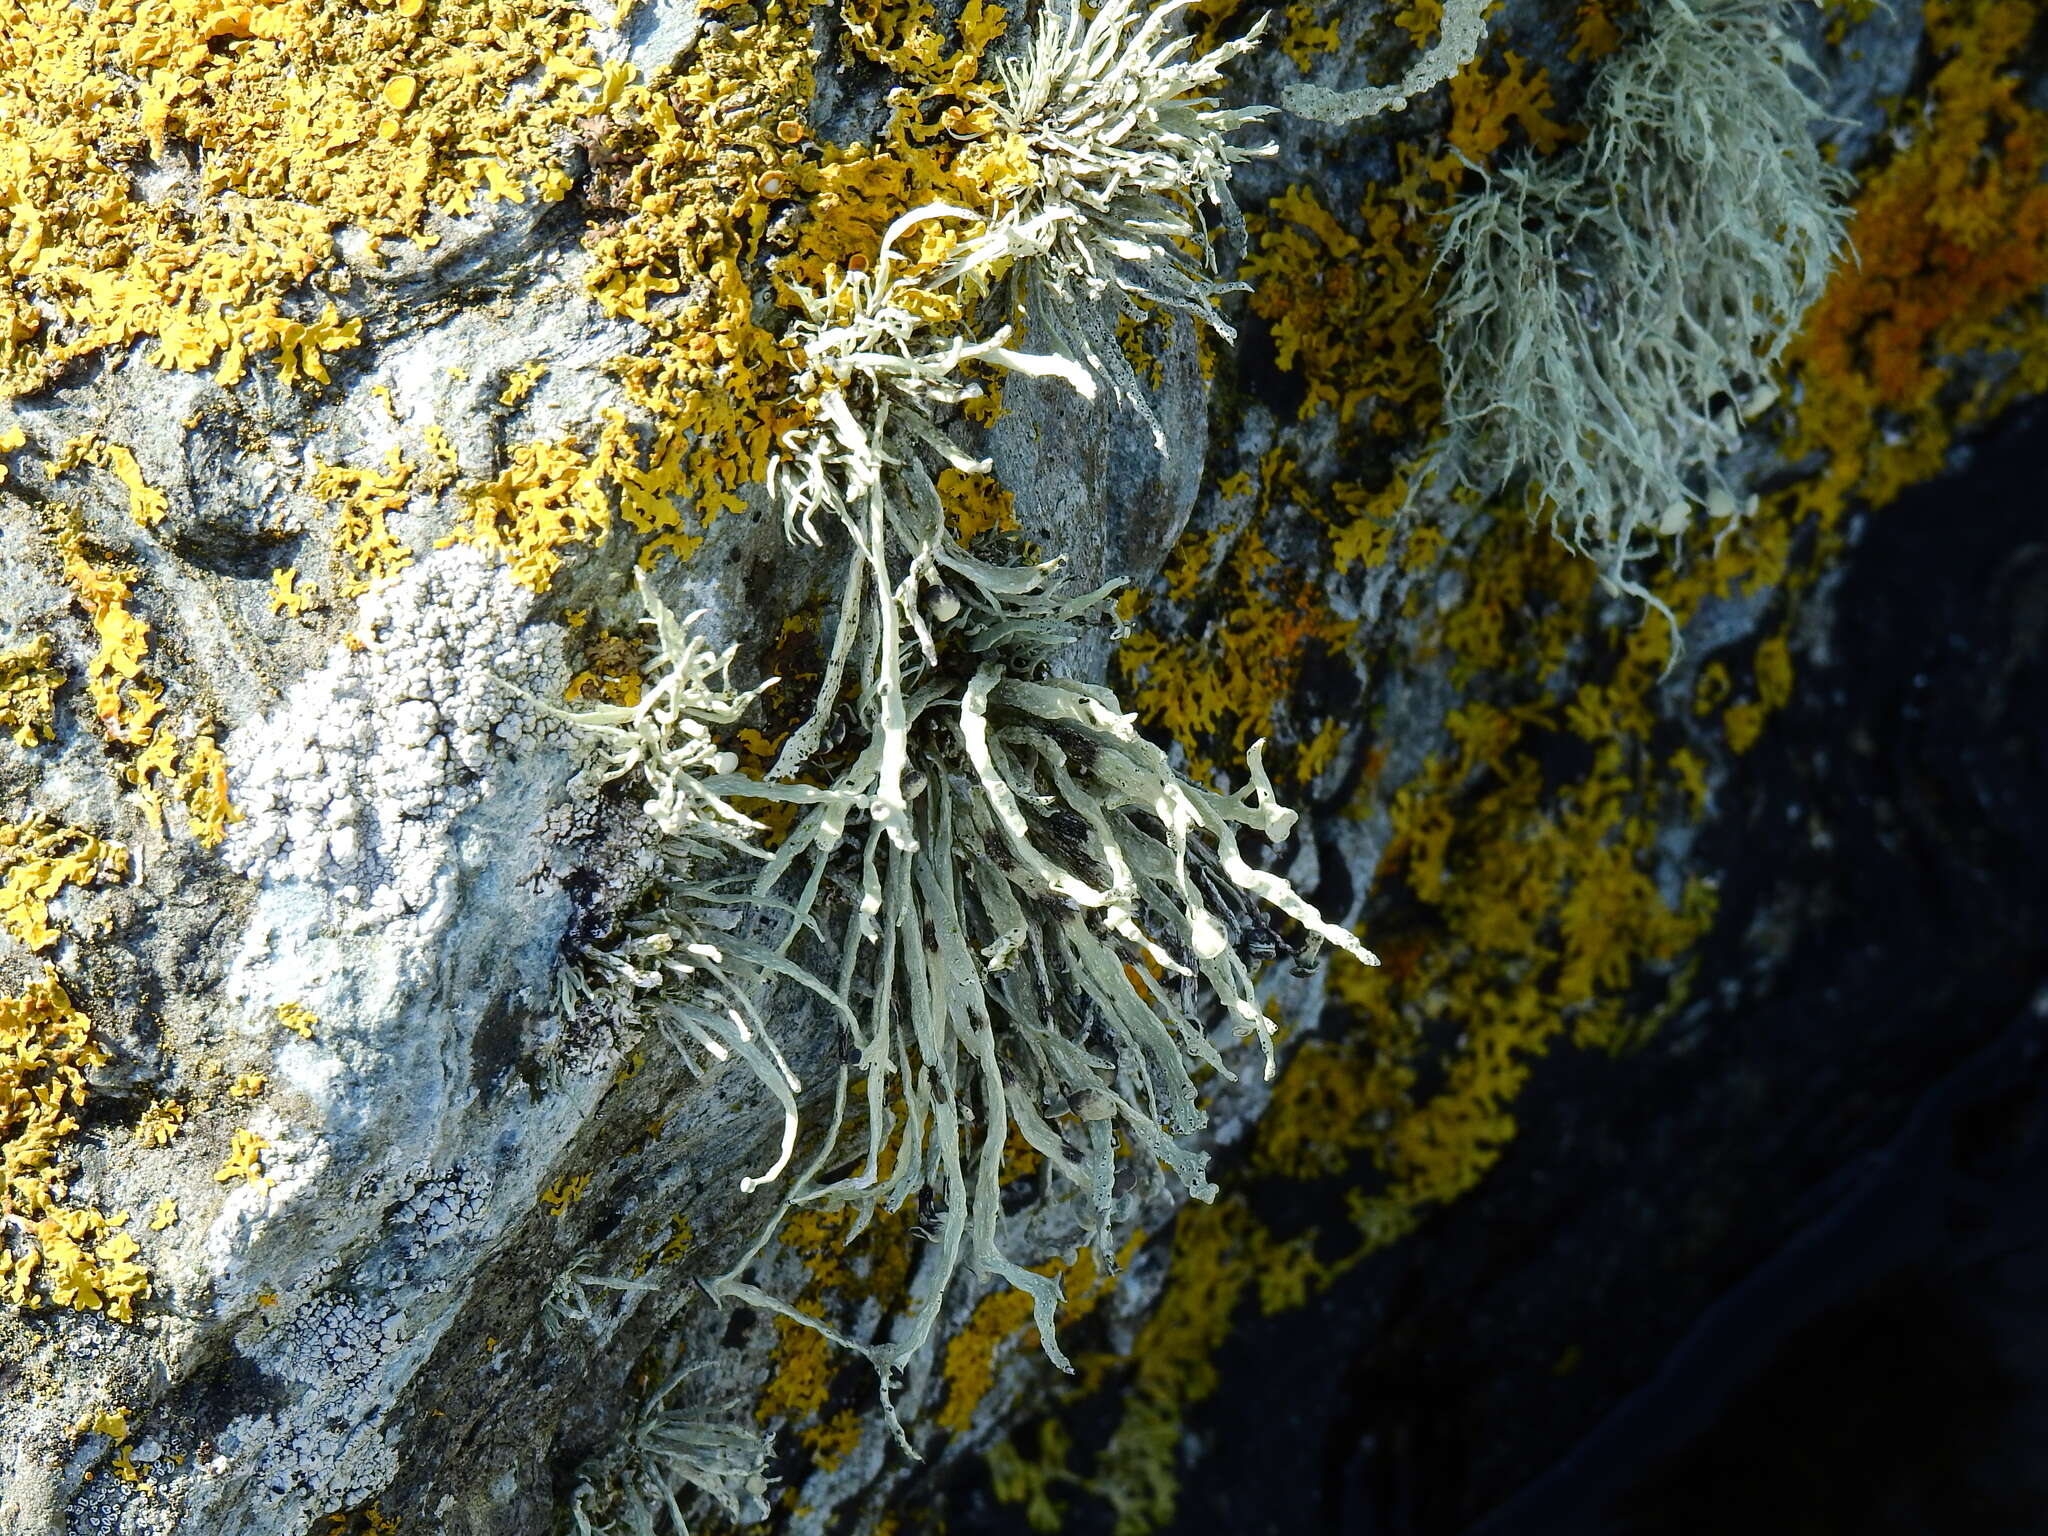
[565,1368,772,1536]
[1425,0,1851,625]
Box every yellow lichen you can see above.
[311,450,417,599]
[565,627,646,708]
[174,731,240,847]
[133,1098,185,1148]
[268,568,317,618]
[214,1128,272,1190]
[47,435,168,528]
[0,968,152,1322]
[538,1172,590,1216]
[0,816,128,953]
[497,361,547,407]
[0,0,607,395]
[450,433,618,591]
[0,634,64,748]
[937,467,1020,543]
[274,1000,317,1039]
[59,536,161,747]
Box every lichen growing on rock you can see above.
[1424,0,1852,616]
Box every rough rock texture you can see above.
[0,2,2042,1535]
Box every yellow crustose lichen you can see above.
[0,634,64,748]
[0,0,606,395]
[1,968,152,1322]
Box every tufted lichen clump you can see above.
[1423,0,1851,622]
[579,0,1426,1446]
[564,1367,772,1536]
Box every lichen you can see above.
[0,634,64,749]
[0,816,128,953]
[0,0,605,395]
[0,967,153,1322]
[1424,0,1853,620]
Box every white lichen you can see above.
[226,545,563,924]
[1424,0,1851,624]
[542,1251,660,1341]
[548,575,818,1194]
[698,0,1392,1447]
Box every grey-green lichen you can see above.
[564,1368,772,1536]
[1423,0,1852,621]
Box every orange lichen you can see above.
[935,1245,1122,1435]
[0,0,606,395]
[1117,462,1357,792]
[1781,0,2048,524]
[1242,185,1441,430]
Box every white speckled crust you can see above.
[224,545,565,922]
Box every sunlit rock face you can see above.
[1,2,2037,1534]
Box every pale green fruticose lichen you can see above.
[542,1251,661,1342]
[690,0,1385,1449]
[1280,0,1486,125]
[564,1367,772,1536]
[546,573,844,1196]
[1424,0,1852,625]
